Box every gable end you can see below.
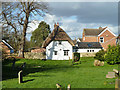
[98,28,116,37]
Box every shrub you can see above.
[94,49,106,61]
[73,53,80,62]
[72,53,81,65]
[104,44,120,65]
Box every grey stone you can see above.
[106,72,115,78]
[18,70,23,84]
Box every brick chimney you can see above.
[54,23,57,28]
[99,27,102,29]
[54,22,59,28]
[57,22,59,26]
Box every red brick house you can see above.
[82,27,116,50]
[0,40,14,54]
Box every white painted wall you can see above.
[46,41,73,60]
[74,48,101,53]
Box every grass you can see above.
[2,57,118,88]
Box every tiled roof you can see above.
[83,27,107,36]
[76,42,102,49]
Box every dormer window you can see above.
[100,37,104,43]
[59,41,62,45]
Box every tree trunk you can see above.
[19,10,29,58]
[21,30,26,58]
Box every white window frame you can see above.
[100,37,104,43]
[64,50,69,56]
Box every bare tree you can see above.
[2,1,48,57]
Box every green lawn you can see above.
[2,57,118,88]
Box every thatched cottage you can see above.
[42,23,74,60]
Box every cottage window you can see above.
[54,51,57,55]
[100,37,104,43]
[64,50,69,56]
[59,41,62,45]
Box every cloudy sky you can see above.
[27,2,118,40]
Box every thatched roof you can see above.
[42,26,74,48]
[83,27,107,36]
[73,39,77,45]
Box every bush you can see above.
[104,44,120,65]
[94,49,106,61]
[73,53,80,62]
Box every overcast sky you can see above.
[27,2,118,40]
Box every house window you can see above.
[59,41,62,45]
[54,51,57,55]
[100,37,104,43]
[87,50,89,52]
[64,50,69,56]
[87,50,94,52]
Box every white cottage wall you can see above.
[46,41,73,60]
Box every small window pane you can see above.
[64,50,68,56]
[59,41,62,44]
[54,51,57,55]
[87,50,89,52]
[100,37,104,43]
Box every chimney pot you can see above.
[57,22,59,26]
[99,27,102,29]
[54,23,57,28]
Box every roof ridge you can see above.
[84,28,99,30]
[42,26,74,48]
